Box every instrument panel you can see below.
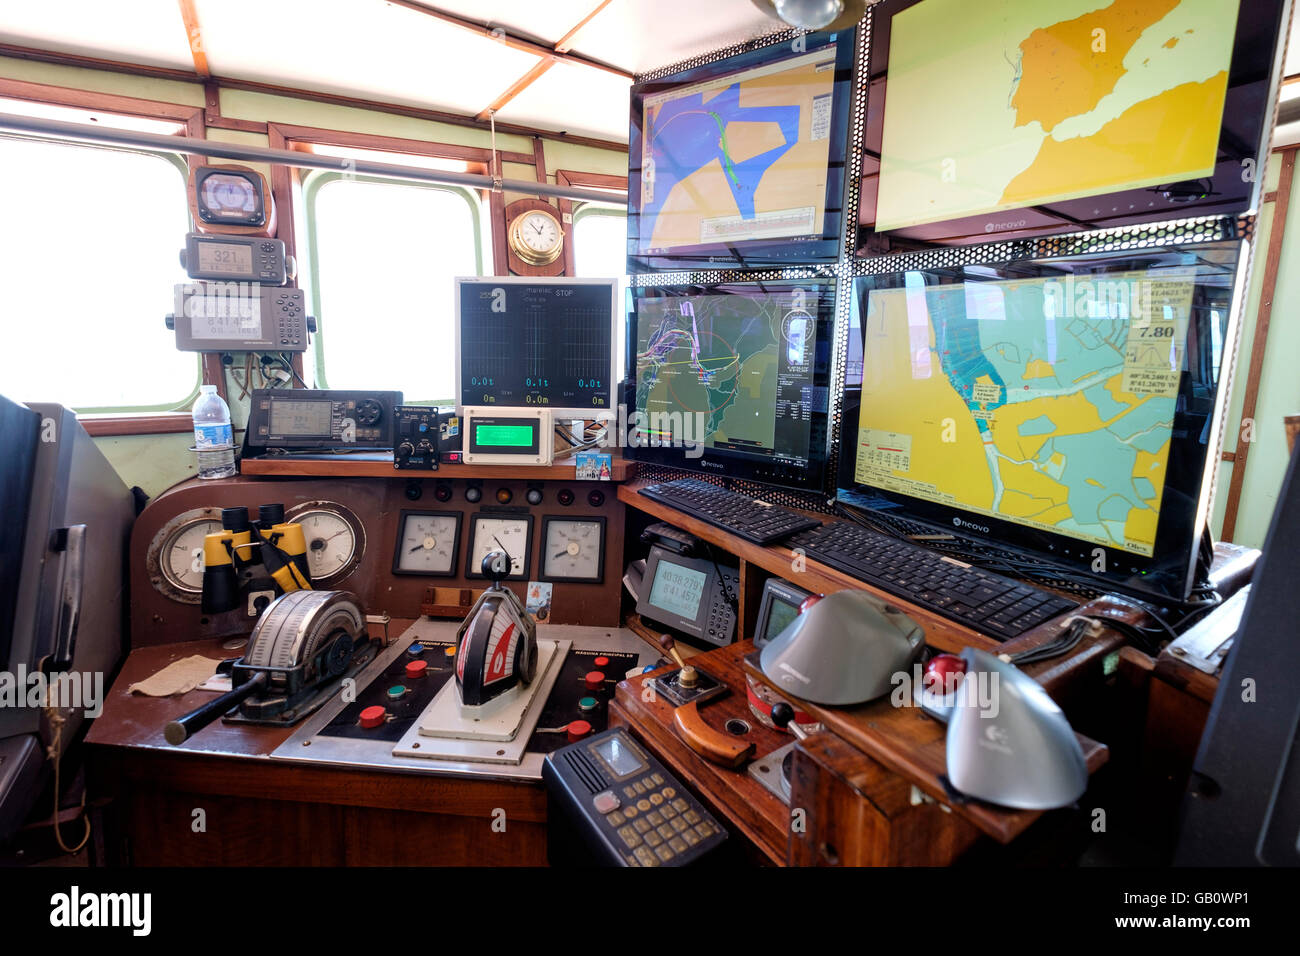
[131,476,625,647]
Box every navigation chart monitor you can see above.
[455,277,618,417]
[857,0,1288,251]
[626,279,833,490]
[837,240,1246,602]
[627,29,855,272]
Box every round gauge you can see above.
[286,502,365,586]
[149,509,226,603]
[467,514,533,580]
[393,511,461,577]
[541,517,605,583]
[507,208,564,266]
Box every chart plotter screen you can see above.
[456,278,617,414]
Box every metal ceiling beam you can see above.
[0,109,627,202]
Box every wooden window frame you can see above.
[0,77,211,436]
[555,169,627,277]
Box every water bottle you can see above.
[192,384,236,479]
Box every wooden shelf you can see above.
[240,455,637,482]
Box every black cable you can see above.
[278,352,311,389]
[702,541,738,611]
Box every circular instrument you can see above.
[286,501,365,586]
[148,507,226,603]
[541,516,605,582]
[507,206,564,266]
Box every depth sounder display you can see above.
[455,277,619,417]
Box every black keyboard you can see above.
[638,479,822,545]
[786,521,1078,640]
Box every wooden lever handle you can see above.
[672,701,754,769]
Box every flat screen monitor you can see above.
[857,0,1288,252]
[837,240,1246,602]
[625,279,833,490]
[455,277,618,417]
[627,29,855,272]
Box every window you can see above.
[572,204,628,378]
[0,135,194,411]
[305,174,483,402]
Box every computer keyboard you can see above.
[637,478,822,545]
[786,521,1078,640]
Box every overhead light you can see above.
[749,0,873,32]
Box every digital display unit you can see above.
[627,29,855,272]
[857,0,1289,252]
[455,277,618,417]
[625,279,833,490]
[838,240,1246,602]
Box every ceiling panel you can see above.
[422,0,612,47]
[567,0,779,74]
[492,58,631,140]
[0,0,195,70]
[193,0,542,117]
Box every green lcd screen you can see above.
[475,424,535,447]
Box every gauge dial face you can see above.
[394,512,460,576]
[161,517,224,593]
[468,514,533,580]
[542,517,605,582]
[293,508,359,583]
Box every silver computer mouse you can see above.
[945,648,1088,810]
[759,589,924,704]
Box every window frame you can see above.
[300,169,486,400]
[0,78,210,435]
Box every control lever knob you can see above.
[396,441,415,462]
[770,702,810,741]
[482,550,510,584]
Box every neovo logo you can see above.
[49,886,151,936]
[952,516,989,534]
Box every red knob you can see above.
[798,593,824,614]
[359,705,387,729]
[593,656,610,667]
[405,660,428,679]
[567,720,592,742]
[584,671,606,690]
[924,654,967,695]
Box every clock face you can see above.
[290,505,363,585]
[467,514,533,580]
[541,517,605,583]
[393,512,460,576]
[509,209,563,265]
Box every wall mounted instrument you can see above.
[180,233,291,285]
[147,507,226,603]
[246,389,402,452]
[285,501,366,587]
[506,201,565,268]
[543,726,728,867]
[393,405,460,470]
[541,516,606,583]
[392,511,461,577]
[462,407,553,466]
[164,590,376,744]
[188,163,275,235]
[168,283,314,352]
[466,513,533,581]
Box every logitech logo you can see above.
[984,219,1027,233]
[952,516,989,534]
[979,724,1013,755]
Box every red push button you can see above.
[360,705,387,729]
[405,660,428,679]
[567,720,592,742]
[584,671,605,690]
[593,656,610,667]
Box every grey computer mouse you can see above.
[945,648,1088,810]
[759,589,924,704]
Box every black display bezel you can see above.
[391,510,462,578]
[837,240,1246,603]
[195,167,266,226]
[624,278,834,491]
[539,514,607,584]
[754,577,812,647]
[635,547,717,638]
[627,28,856,273]
[856,0,1287,253]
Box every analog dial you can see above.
[160,517,224,594]
[508,209,564,266]
[468,514,533,580]
[394,512,460,576]
[541,517,605,582]
[286,502,365,586]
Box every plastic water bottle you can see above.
[192,384,236,479]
